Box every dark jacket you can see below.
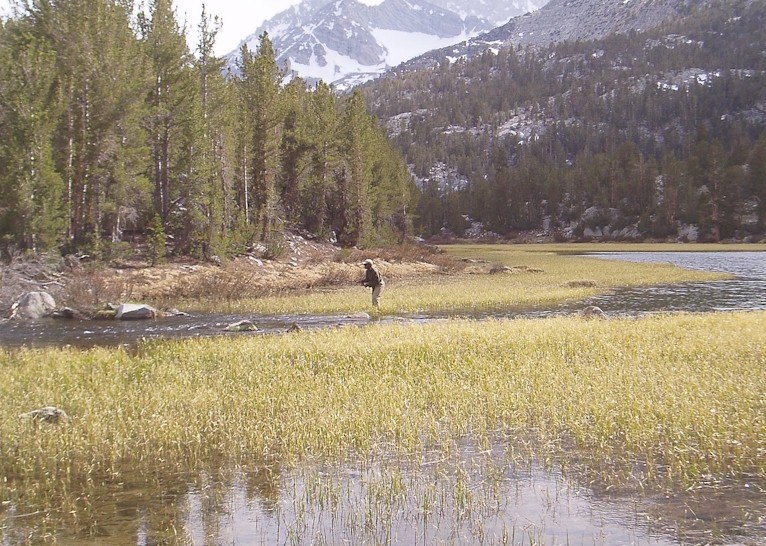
[363,266,383,288]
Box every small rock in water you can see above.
[116,303,157,320]
[51,307,79,319]
[580,305,607,319]
[225,320,258,332]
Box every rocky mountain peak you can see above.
[227,0,550,88]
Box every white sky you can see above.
[172,0,302,55]
[0,0,303,56]
[1,0,386,56]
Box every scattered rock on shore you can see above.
[10,291,56,320]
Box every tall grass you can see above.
[179,244,730,314]
[2,311,764,492]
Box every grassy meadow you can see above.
[3,313,765,486]
[180,242,738,315]
[1,244,765,543]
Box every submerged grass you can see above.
[2,311,764,493]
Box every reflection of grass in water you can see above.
[183,243,729,315]
[3,444,761,544]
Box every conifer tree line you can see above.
[363,0,766,241]
[0,0,417,260]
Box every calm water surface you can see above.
[5,438,763,546]
[577,251,766,313]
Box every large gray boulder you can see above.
[115,303,157,320]
[10,291,56,319]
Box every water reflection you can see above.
[3,442,763,545]
[8,439,763,546]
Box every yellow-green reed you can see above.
[2,311,764,492]
[177,243,731,315]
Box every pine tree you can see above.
[10,0,148,254]
[190,5,235,258]
[140,0,196,247]
[279,78,309,226]
[302,81,342,238]
[339,90,375,246]
[236,32,284,244]
[0,22,64,252]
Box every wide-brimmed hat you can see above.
[362,259,373,266]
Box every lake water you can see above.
[576,251,766,314]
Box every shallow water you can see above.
[575,251,766,314]
[3,439,763,545]
[0,309,378,350]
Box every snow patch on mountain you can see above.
[287,27,475,86]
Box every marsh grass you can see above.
[3,244,764,543]
[2,312,764,495]
[178,244,730,315]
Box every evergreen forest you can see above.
[0,0,416,260]
[362,0,766,242]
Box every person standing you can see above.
[361,259,385,308]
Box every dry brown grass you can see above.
[55,240,458,310]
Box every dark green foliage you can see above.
[362,0,766,240]
[0,0,415,257]
[0,23,65,251]
[148,213,167,265]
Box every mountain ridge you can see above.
[359,0,766,242]
[397,0,706,72]
[225,0,549,88]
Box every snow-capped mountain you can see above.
[226,0,550,89]
[427,0,549,27]
[399,0,717,71]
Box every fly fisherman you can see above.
[361,259,385,309]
